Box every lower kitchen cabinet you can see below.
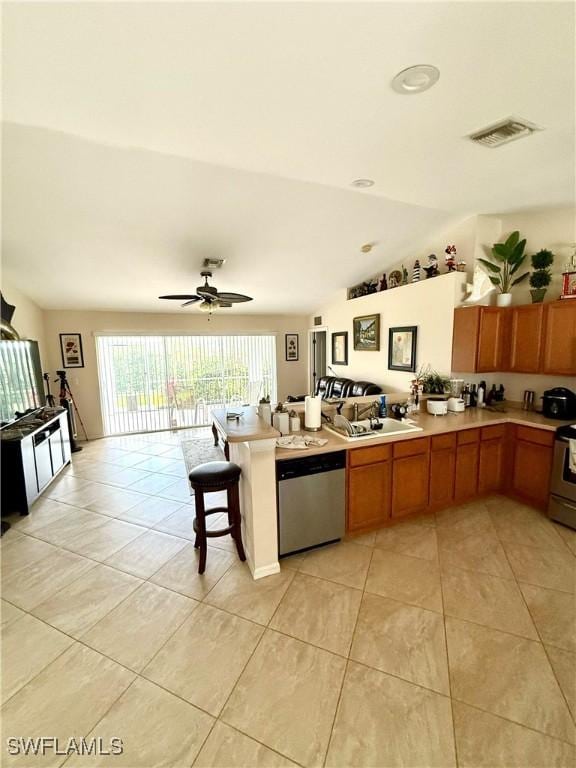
[347,447,391,531]
[510,426,554,508]
[429,433,456,508]
[454,429,480,503]
[478,426,506,494]
[391,439,430,518]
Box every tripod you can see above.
[55,370,88,451]
[43,373,56,407]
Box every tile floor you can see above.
[1,428,575,767]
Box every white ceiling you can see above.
[2,2,574,313]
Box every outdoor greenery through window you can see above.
[96,334,277,435]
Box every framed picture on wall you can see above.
[331,332,348,365]
[59,333,84,368]
[285,333,299,362]
[353,314,380,351]
[388,326,417,372]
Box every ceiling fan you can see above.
[158,271,253,312]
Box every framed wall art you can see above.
[285,333,299,362]
[388,326,418,372]
[353,314,380,351]
[59,333,85,368]
[331,331,348,365]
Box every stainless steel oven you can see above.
[548,425,576,530]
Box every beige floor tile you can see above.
[0,525,25,547]
[350,593,450,694]
[1,599,25,628]
[375,521,438,561]
[490,503,567,551]
[31,564,142,637]
[130,455,178,472]
[10,499,77,534]
[1,644,134,768]
[150,542,237,599]
[435,499,489,527]
[127,473,176,495]
[555,524,576,557]
[2,548,96,611]
[104,530,188,578]
[453,700,575,768]
[82,582,196,672]
[365,549,443,612]
[270,572,361,655]
[442,567,538,639]
[326,661,456,767]
[74,677,213,767]
[439,531,515,579]
[71,462,126,485]
[153,504,196,539]
[116,496,182,527]
[298,541,372,589]
[546,645,576,722]
[503,542,575,593]
[206,563,294,625]
[279,552,306,570]
[345,529,377,547]
[1,535,57,573]
[222,629,345,767]
[194,722,297,767]
[1,614,73,704]
[58,519,145,561]
[143,603,263,716]
[85,488,148,517]
[436,507,496,548]
[44,474,94,500]
[445,617,575,743]
[31,508,111,547]
[100,467,150,488]
[162,478,194,503]
[50,482,116,509]
[519,582,576,652]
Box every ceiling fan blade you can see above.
[181,298,201,307]
[158,294,198,300]
[218,302,233,308]
[215,292,253,303]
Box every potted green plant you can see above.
[529,249,554,303]
[478,230,529,307]
[416,365,450,395]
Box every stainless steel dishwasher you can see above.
[277,450,346,556]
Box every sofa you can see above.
[286,376,382,402]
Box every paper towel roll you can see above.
[304,395,322,431]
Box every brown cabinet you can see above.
[347,447,391,531]
[478,426,506,494]
[510,426,554,508]
[542,301,576,375]
[391,439,430,518]
[509,304,544,373]
[429,433,456,508]
[454,429,480,503]
[452,307,508,373]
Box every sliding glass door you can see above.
[96,334,277,435]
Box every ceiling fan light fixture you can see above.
[197,301,212,312]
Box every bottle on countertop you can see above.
[469,384,477,408]
[497,384,505,402]
[379,395,387,418]
[477,380,486,408]
[486,384,497,406]
[464,384,471,407]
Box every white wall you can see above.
[42,310,309,438]
[312,272,467,394]
[1,277,47,363]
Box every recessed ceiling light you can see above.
[351,179,375,188]
[392,65,440,94]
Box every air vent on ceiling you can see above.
[467,117,543,148]
[203,258,226,269]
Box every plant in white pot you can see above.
[478,231,529,306]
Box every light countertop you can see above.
[212,407,280,443]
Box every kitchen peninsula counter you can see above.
[275,407,571,460]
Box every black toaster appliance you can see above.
[542,387,576,420]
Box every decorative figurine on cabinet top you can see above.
[423,254,439,279]
[402,265,409,285]
[378,273,388,291]
[444,245,457,272]
[412,260,421,282]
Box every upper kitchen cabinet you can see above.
[542,301,576,375]
[509,304,545,373]
[452,306,508,372]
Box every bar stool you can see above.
[189,461,246,574]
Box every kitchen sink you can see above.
[324,416,423,441]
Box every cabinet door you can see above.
[49,432,65,472]
[512,440,553,508]
[478,308,508,372]
[454,442,479,503]
[429,449,456,508]
[452,307,480,372]
[34,438,53,491]
[509,304,544,373]
[391,453,430,518]
[542,301,576,375]
[478,438,504,494]
[347,461,391,531]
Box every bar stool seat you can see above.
[189,460,245,574]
